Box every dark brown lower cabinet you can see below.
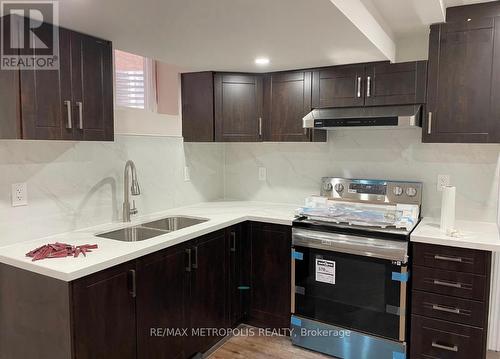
[187,230,228,356]
[411,243,491,359]
[247,222,292,330]
[227,224,248,326]
[0,222,292,359]
[72,262,137,359]
[136,243,189,359]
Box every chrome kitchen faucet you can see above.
[123,160,141,222]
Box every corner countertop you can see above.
[0,201,298,282]
[411,217,500,252]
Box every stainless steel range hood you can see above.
[303,104,422,130]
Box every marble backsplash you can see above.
[0,135,224,246]
[224,129,500,222]
[2,128,500,247]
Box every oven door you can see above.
[292,228,409,342]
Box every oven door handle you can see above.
[292,228,408,263]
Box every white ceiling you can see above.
[59,0,387,72]
[55,0,495,72]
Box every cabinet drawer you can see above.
[410,315,484,359]
[413,265,487,300]
[412,290,486,327]
[413,243,488,274]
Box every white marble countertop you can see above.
[0,201,298,281]
[411,217,500,252]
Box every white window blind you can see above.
[114,50,156,111]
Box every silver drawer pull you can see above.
[432,304,461,314]
[77,102,83,130]
[64,100,72,129]
[434,254,463,263]
[432,342,458,352]
[434,279,462,289]
[356,77,362,98]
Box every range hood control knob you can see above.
[323,182,333,192]
[393,186,403,196]
[406,187,417,197]
[334,183,344,193]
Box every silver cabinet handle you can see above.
[432,304,461,314]
[432,342,458,352]
[366,76,371,97]
[434,279,462,289]
[230,231,236,252]
[64,100,72,129]
[192,246,198,269]
[185,248,192,272]
[258,117,263,137]
[427,112,432,134]
[77,101,83,130]
[434,254,462,263]
[129,269,136,298]
[356,77,362,98]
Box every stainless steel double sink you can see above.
[96,216,209,242]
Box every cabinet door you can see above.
[425,19,499,143]
[265,71,312,142]
[136,244,189,359]
[181,72,215,142]
[364,61,427,107]
[214,73,262,142]
[0,67,20,139]
[312,64,365,108]
[72,262,137,359]
[248,222,291,329]
[71,32,114,141]
[19,19,67,140]
[227,224,246,326]
[188,230,228,356]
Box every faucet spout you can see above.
[123,160,141,222]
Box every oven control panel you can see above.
[320,177,422,205]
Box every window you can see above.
[114,50,156,111]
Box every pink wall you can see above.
[156,62,183,116]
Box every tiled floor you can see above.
[209,330,500,359]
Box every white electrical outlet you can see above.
[184,166,191,182]
[11,182,28,207]
[437,174,450,192]
[258,167,267,181]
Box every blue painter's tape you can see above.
[393,351,406,359]
[291,316,302,327]
[292,251,303,260]
[392,272,410,283]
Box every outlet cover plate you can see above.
[12,182,28,207]
[258,167,267,181]
[437,174,450,192]
[184,166,191,182]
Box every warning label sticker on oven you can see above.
[315,259,336,284]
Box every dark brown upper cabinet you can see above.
[181,71,215,142]
[0,66,20,139]
[181,72,263,142]
[214,73,263,142]
[263,71,325,142]
[0,20,114,141]
[425,16,500,143]
[311,64,366,108]
[364,61,427,107]
[312,61,427,109]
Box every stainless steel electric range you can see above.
[291,177,423,359]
